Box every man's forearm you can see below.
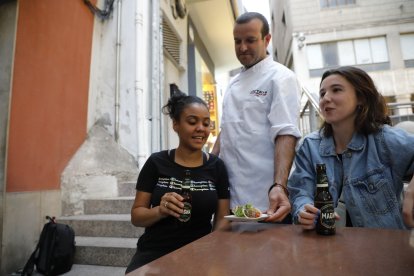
[273,135,298,186]
[211,132,221,155]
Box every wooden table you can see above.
[128,223,414,276]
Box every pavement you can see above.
[9,265,127,276]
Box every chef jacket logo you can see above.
[250,89,267,97]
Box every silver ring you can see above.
[164,201,168,208]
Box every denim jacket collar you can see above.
[319,130,366,157]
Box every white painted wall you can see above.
[87,0,191,162]
[160,0,189,151]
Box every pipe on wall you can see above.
[135,0,149,170]
[115,0,122,142]
[150,0,162,153]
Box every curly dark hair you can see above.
[162,91,208,122]
[320,66,391,137]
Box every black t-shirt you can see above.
[136,149,230,253]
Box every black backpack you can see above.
[21,216,76,276]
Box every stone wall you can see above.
[61,124,138,216]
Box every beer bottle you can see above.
[178,169,192,223]
[314,163,336,235]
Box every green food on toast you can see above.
[232,203,262,218]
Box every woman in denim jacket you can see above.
[288,66,414,229]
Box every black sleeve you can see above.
[215,158,230,199]
[136,155,159,193]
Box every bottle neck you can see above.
[316,183,329,188]
[183,169,191,190]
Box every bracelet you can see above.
[268,183,289,197]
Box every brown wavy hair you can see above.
[320,66,391,137]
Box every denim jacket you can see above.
[288,125,414,229]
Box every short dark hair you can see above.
[320,66,391,137]
[236,12,269,39]
[162,91,208,122]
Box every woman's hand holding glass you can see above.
[159,192,185,219]
[297,203,341,230]
[297,204,319,230]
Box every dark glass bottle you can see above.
[178,169,192,223]
[314,163,336,235]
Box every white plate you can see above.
[224,214,269,222]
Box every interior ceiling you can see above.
[187,0,241,74]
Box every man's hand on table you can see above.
[265,186,291,222]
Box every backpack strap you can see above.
[21,245,38,276]
[21,216,55,275]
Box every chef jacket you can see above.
[220,56,301,211]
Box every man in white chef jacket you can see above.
[212,12,301,222]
